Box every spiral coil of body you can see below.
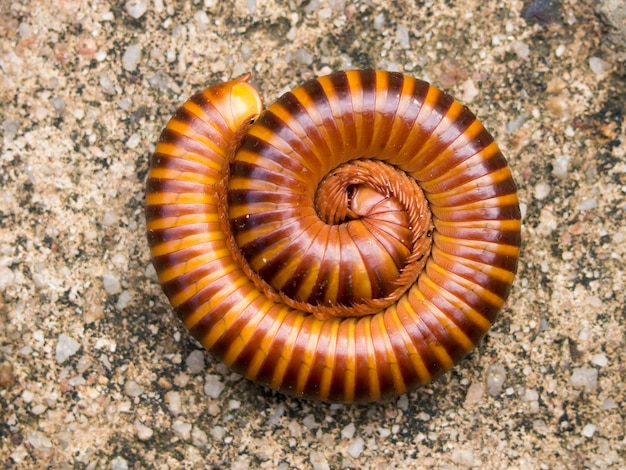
[146,70,521,403]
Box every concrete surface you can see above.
[0,0,624,468]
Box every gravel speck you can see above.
[204,374,225,398]
[125,0,148,19]
[122,44,141,72]
[464,382,484,405]
[534,181,551,200]
[126,133,141,149]
[395,25,410,49]
[172,420,192,440]
[571,368,598,390]
[589,57,610,75]
[451,448,475,466]
[124,380,144,397]
[552,155,570,179]
[185,350,205,374]
[486,363,507,396]
[135,421,153,441]
[581,423,596,438]
[165,390,182,415]
[295,48,314,65]
[111,456,129,470]
[192,427,209,448]
[115,290,132,310]
[211,425,226,441]
[102,273,122,295]
[341,422,356,439]
[577,197,598,211]
[310,450,330,470]
[0,266,15,292]
[55,334,80,364]
[347,437,365,458]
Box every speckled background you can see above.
[1,0,624,468]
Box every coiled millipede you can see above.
[146,70,521,403]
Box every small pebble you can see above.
[451,448,474,467]
[589,57,610,76]
[135,421,153,441]
[103,273,122,295]
[486,363,507,396]
[27,431,53,452]
[165,390,182,415]
[172,420,192,440]
[56,334,80,364]
[204,374,225,398]
[211,425,225,441]
[521,388,539,402]
[465,382,484,404]
[185,350,205,374]
[395,25,410,49]
[0,266,15,292]
[100,73,117,95]
[125,0,147,19]
[310,450,330,470]
[581,423,596,438]
[510,40,530,59]
[373,13,385,30]
[50,95,65,113]
[347,437,365,458]
[533,419,548,435]
[1,118,20,140]
[552,155,570,179]
[111,456,129,470]
[192,427,209,448]
[328,0,345,11]
[318,8,332,19]
[295,48,314,65]
[577,197,598,211]
[246,0,256,15]
[534,182,551,200]
[115,290,132,310]
[126,132,141,149]
[341,422,356,439]
[591,353,608,367]
[570,368,598,390]
[122,44,141,72]
[124,380,144,397]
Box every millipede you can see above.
[145,69,521,403]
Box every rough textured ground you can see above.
[1,0,625,468]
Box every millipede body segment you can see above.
[146,70,521,403]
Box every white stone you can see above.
[165,390,182,415]
[185,350,205,374]
[172,419,192,440]
[102,273,122,295]
[124,380,144,397]
[204,374,224,398]
[310,450,330,470]
[341,422,356,439]
[451,448,474,467]
[122,44,141,72]
[581,423,596,438]
[56,334,80,364]
[0,266,15,292]
[589,57,610,75]
[571,368,598,390]
[486,363,507,396]
[347,437,365,458]
[135,421,153,441]
[125,0,147,19]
